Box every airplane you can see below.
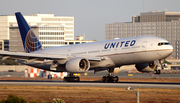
[0,12,173,82]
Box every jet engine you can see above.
[65,57,90,73]
[135,62,157,72]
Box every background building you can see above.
[9,27,39,52]
[0,13,74,52]
[0,40,9,51]
[0,13,96,52]
[105,10,180,59]
[65,36,96,45]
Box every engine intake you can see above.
[65,57,90,73]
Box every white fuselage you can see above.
[32,36,173,69]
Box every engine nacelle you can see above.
[65,57,90,73]
[135,62,156,72]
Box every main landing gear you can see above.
[102,68,119,82]
[63,73,80,82]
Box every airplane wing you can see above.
[0,51,103,62]
[0,51,67,61]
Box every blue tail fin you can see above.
[15,12,42,53]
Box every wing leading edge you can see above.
[0,51,67,61]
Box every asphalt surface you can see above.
[0,80,179,89]
[0,71,180,89]
[1,71,180,78]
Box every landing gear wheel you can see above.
[110,76,119,82]
[102,76,108,82]
[102,68,119,83]
[63,73,80,82]
[114,76,119,82]
[154,70,161,74]
[102,76,119,82]
[73,77,80,82]
[64,76,80,82]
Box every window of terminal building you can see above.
[75,42,80,44]
[69,42,74,45]
[4,41,9,44]
[0,43,2,50]
[4,46,9,48]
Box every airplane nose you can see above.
[168,45,173,55]
[170,48,173,54]
[161,45,174,58]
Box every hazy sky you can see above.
[0,0,180,41]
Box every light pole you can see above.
[126,86,139,103]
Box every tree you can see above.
[0,59,19,65]
[0,94,26,103]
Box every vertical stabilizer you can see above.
[15,12,42,53]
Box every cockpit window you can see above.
[158,42,171,46]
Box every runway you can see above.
[0,80,179,89]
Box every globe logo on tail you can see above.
[25,30,42,53]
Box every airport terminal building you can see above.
[105,11,180,59]
[0,13,74,52]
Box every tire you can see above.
[154,70,161,74]
[109,76,113,82]
[65,77,71,82]
[102,76,118,82]
[63,77,67,82]
[115,76,119,82]
[102,76,108,82]
[73,77,80,82]
[154,70,157,74]
[64,77,80,82]
[102,76,106,82]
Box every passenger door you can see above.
[142,41,147,51]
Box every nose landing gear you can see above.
[154,69,161,74]
[154,60,163,75]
